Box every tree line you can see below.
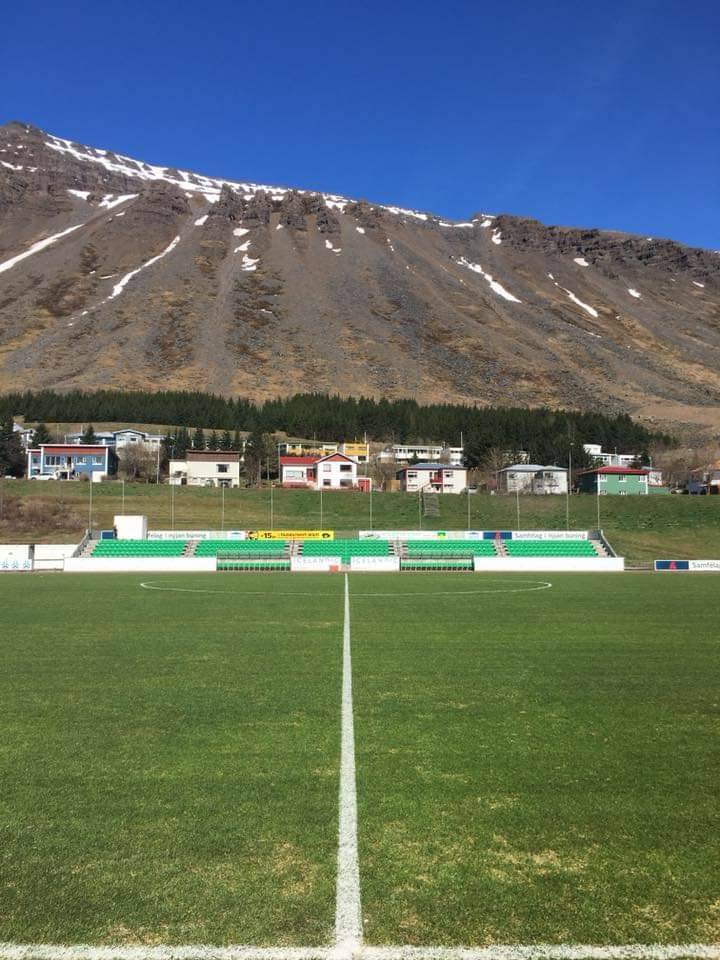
[0,389,671,477]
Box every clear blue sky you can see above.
[4,0,719,248]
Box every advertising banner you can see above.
[148,530,247,540]
[0,545,32,570]
[655,559,720,572]
[513,531,589,540]
[249,530,334,540]
[349,556,400,571]
[359,530,485,541]
[0,558,32,571]
[291,556,342,571]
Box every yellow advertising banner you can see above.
[247,529,335,541]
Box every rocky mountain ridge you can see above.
[1,120,719,437]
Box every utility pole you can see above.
[88,477,93,534]
[515,484,520,530]
[171,482,175,531]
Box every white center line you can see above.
[334,573,363,953]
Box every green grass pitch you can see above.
[0,572,718,947]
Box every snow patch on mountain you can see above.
[110,236,181,300]
[194,215,208,226]
[456,257,521,303]
[628,288,641,298]
[99,194,137,210]
[491,230,502,245]
[574,257,589,267]
[561,286,599,317]
[0,223,85,275]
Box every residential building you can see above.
[396,463,468,494]
[378,443,464,466]
[64,430,116,447]
[575,466,649,495]
[168,450,241,487]
[277,440,338,458]
[583,443,641,469]
[498,464,568,495]
[338,441,370,463]
[280,453,366,490]
[687,460,720,495]
[27,444,113,481]
[64,428,164,450]
[13,422,36,449]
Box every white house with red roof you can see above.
[280,453,367,490]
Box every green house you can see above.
[576,466,649,495]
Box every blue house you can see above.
[27,444,114,480]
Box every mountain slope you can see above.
[1,120,719,435]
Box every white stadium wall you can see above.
[473,557,625,572]
[33,544,80,571]
[64,557,216,573]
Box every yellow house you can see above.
[339,441,369,463]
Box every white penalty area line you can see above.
[1,944,718,960]
[335,573,363,951]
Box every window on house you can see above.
[217,464,229,473]
[340,464,352,472]
[323,479,331,487]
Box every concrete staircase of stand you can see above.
[81,539,98,557]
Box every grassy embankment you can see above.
[1,479,719,563]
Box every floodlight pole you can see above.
[515,484,520,530]
[88,477,93,535]
[121,479,125,516]
[369,481,373,530]
[320,485,324,528]
[566,444,573,530]
[418,488,422,530]
[467,485,471,530]
[171,482,175,531]
[270,481,274,530]
[596,475,601,529]
[221,484,225,531]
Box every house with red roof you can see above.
[575,465,650,495]
[280,453,369,491]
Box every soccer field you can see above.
[0,572,718,955]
